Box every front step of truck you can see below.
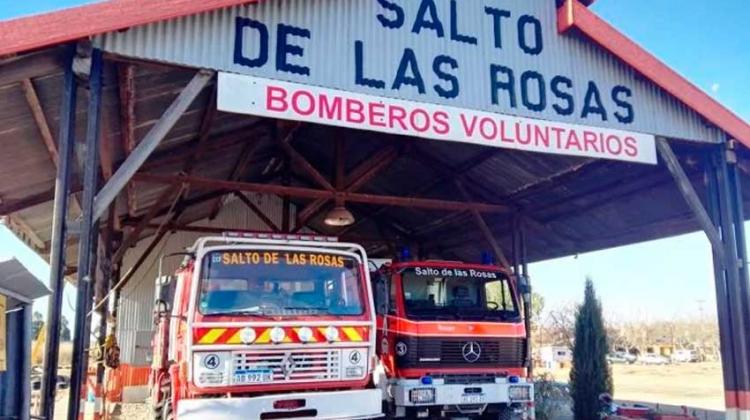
[175,389,383,420]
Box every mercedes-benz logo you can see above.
[462,341,482,363]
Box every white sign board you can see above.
[218,72,657,164]
[97,0,721,144]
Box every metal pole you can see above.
[68,48,103,420]
[705,154,738,404]
[715,142,750,417]
[518,218,532,377]
[95,208,115,420]
[40,44,77,420]
[21,304,32,420]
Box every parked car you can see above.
[638,353,670,365]
[607,351,637,364]
[671,349,699,363]
[31,373,69,391]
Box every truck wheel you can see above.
[482,407,512,420]
[151,400,163,420]
[161,395,174,420]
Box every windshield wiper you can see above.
[204,307,277,319]
[283,306,328,312]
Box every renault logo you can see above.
[462,341,482,363]
[281,353,296,378]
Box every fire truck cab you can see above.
[150,233,382,420]
[371,260,533,419]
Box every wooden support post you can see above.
[117,64,138,217]
[656,138,725,262]
[93,69,213,222]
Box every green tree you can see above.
[32,311,44,339]
[531,292,545,326]
[569,278,612,420]
[60,315,72,342]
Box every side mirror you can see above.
[153,299,171,324]
[157,275,175,287]
[376,279,389,315]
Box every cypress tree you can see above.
[569,278,613,420]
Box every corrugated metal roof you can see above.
[95,0,723,144]
[0,258,50,302]
[0,48,748,272]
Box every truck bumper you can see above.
[389,378,533,407]
[176,389,383,420]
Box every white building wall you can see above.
[117,193,293,365]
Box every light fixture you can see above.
[297,327,313,343]
[270,327,286,343]
[324,326,340,342]
[239,327,256,344]
[324,205,355,227]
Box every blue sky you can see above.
[0,0,748,324]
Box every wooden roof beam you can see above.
[94,69,214,222]
[0,184,82,215]
[339,149,497,235]
[206,138,263,220]
[233,191,280,232]
[0,48,64,87]
[20,77,84,215]
[134,173,511,214]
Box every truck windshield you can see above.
[198,250,364,317]
[401,267,519,321]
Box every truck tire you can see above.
[161,397,174,420]
[150,399,163,420]
[481,406,512,420]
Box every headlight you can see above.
[324,326,339,342]
[409,388,435,404]
[297,327,313,343]
[193,352,229,387]
[270,326,286,343]
[509,385,531,401]
[239,327,256,344]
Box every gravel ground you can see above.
[113,402,151,420]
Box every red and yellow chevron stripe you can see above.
[193,326,368,345]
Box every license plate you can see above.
[460,394,484,404]
[234,369,273,384]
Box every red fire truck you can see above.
[149,233,382,419]
[371,259,533,419]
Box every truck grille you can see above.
[396,337,526,368]
[233,349,341,383]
